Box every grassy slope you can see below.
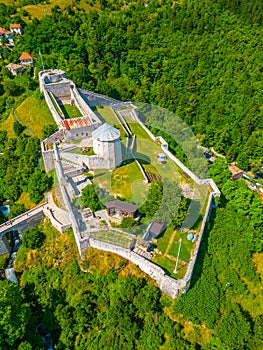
[3,0,100,21]
[1,94,56,139]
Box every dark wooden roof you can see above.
[149,222,166,238]
[105,200,138,213]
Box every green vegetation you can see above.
[81,183,101,216]
[0,0,262,347]
[60,104,82,119]
[173,180,263,347]
[22,227,45,249]
[0,221,194,349]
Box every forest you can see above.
[0,0,263,171]
[0,0,262,348]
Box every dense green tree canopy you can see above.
[82,184,100,215]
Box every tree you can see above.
[28,169,49,203]
[41,124,58,139]
[215,303,251,349]
[0,280,31,348]
[82,184,100,217]
[208,158,231,189]
[13,120,25,137]
[22,227,45,249]
[8,203,26,219]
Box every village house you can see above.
[0,27,13,39]
[10,24,23,35]
[19,52,34,66]
[6,63,24,76]
[229,164,243,180]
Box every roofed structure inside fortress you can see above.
[92,123,121,142]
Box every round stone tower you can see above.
[92,123,122,169]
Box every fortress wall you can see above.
[53,144,82,254]
[49,91,64,115]
[45,81,71,100]
[60,151,84,167]
[64,168,86,178]
[83,238,185,298]
[183,192,214,287]
[71,85,101,124]
[80,89,120,107]
[42,148,55,172]
[87,156,109,169]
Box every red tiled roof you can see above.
[62,117,91,130]
[10,24,21,29]
[0,27,8,35]
[19,52,34,60]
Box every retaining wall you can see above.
[83,238,185,298]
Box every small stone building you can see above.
[105,200,138,218]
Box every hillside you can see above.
[0,0,262,348]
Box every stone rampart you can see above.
[183,192,214,287]
[83,238,185,298]
[53,143,82,254]
[42,148,54,172]
[45,81,71,101]
[64,168,85,178]
[80,89,120,107]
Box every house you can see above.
[19,52,34,66]
[105,199,138,218]
[6,63,24,76]
[140,221,166,248]
[10,24,23,35]
[148,221,166,238]
[0,27,13,39]
[229,164,243,180]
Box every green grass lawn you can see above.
[168,230,194,262]
[94,106,127,139]
[12,0,101,22]
[61,104,82,119]
[93,161,149,206]
[124,116,152,141]
[156,226,174,253]
[152,254,188,279]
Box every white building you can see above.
[91,123,122,169]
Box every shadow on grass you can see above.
[60,104,70,119]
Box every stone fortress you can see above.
[39,69,122,172]
[0,69,220,298]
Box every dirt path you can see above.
[164,229,177,256]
